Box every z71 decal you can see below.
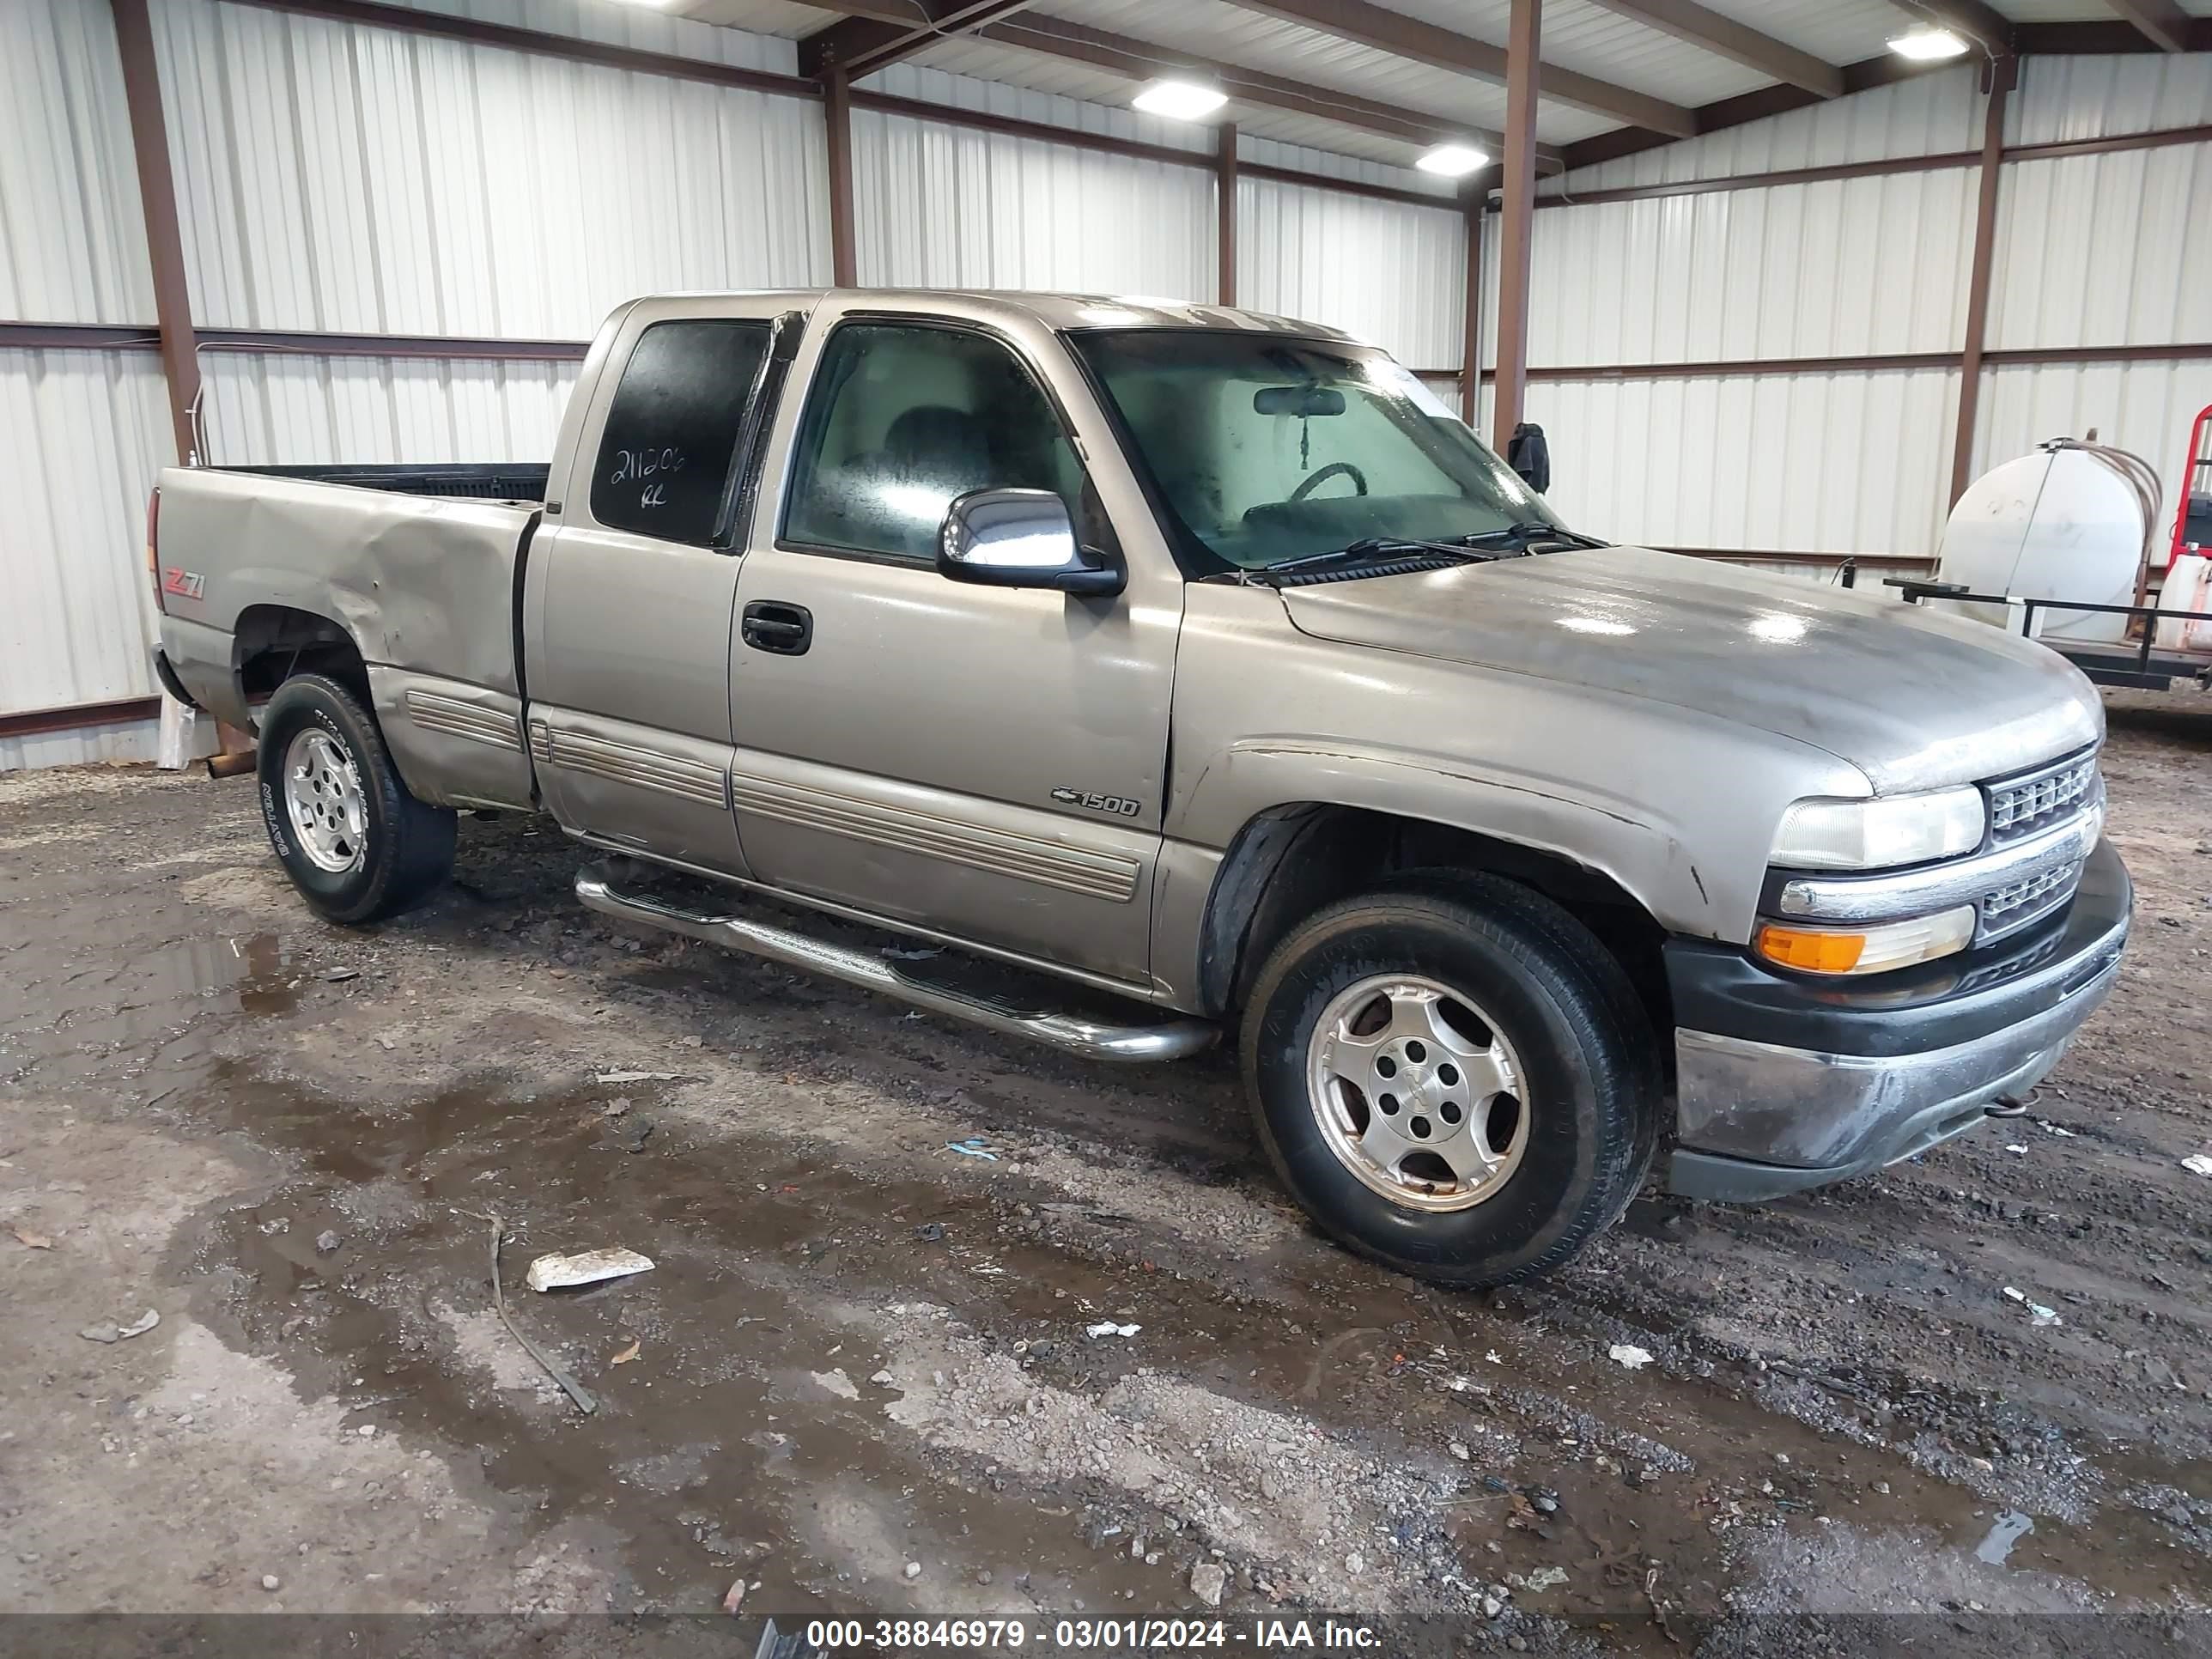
[1051,788,1142,817]
[161,567,205,600]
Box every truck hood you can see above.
[1278,544,2102,794]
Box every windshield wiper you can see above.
[1453,521,1607,550]
[1243,537,1510,580]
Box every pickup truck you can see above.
[149,288,2130,1286]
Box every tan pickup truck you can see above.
[150,289,2129,1286]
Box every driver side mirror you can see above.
[937,489,1122,597]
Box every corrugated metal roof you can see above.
[0,0,154,325]
[896,35,1437,167]
[1013,0,1618,145]
[677,0,844,38]
[389,0,803,70]
[1667,0,1929,70]
[0,348,173,717]
[1378,0,1769,109]
[863,59,1213,153]
[157,0,830,337]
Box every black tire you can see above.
[255,673,455,925]
[1240,870,1661,1287]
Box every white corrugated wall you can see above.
[1,0,172,768]
[850,66,1212,298]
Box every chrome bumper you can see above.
[1665,838,2130,1203]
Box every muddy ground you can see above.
[2,691,2209,1656]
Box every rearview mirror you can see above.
[1253,386,1346,417]
[937,489,1122,597]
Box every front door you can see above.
[727,318,1178,988]
[524,300,793,874]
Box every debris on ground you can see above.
[10,1224,52,1249]
[526,1247,655,1292]
[611,1340,641,1365]
[2038,1121,2076,1138]
[1976,1509,2035,1565]
[1086,1322,1141,1339]
[721,1577,747,1614]
[2183,1153,2212,1177]
[603,1097,631,1117]
[593,1070,679,1085]
[320,967,359,982]
[314,1230,342,1254]
[870,1369,896,1385]
[903,1561,922,1580]
[2005,1144,2029,1155]
[79,1310,159,1343]
[2002,1285,2063,1327]
[812,1369,860,1400]
[1189,1561,1227,1607]
[465,1212,597,1415]
[913,1223,945,1243]
[945,1138,999,1161]
[1608,1343,1655,1369]
[1523,1566,1568,1592]
[260,1574,281,1592]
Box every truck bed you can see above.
[234,462,550,501]
[155,463,544,811]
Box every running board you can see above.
[574,861,1216,1064]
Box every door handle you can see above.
[741,601,812,655]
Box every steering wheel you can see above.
[1289,462,1369,502]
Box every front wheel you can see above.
[256,673,455,925]
[1240,872,1661,1287]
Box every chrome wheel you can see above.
[283,727,368,874]
[1305,974,1529,1212]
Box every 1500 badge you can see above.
[1051,788,1141,817]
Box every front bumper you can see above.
[1663,837,2130,1202]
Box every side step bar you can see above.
[574,861,1217,1064]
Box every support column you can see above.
[1949,55,2015,507]
[1461,184,1486,427]
[111,0,200,465]
[824,68,858,288]
[1491,0,1540,441]
[1216,121,1238,307]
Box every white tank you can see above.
[2160,552,2212,652]
[1936,443,2148,647]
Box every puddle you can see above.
[1976,1509,2035,1565]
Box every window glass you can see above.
[590,319,771,544]
[784,324,1084,562]
[1072,330,1559,574]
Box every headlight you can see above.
[1771,787,1984,871]
[1754,906,1978,976]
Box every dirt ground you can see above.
[3,690,2210,1656]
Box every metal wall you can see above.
[1237,163,1467,371]
[850,66,1212,296]
[2,0,169,765]
[198,351,580,468]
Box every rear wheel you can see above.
[256,673,455,924]
[1240,872,1661,1286]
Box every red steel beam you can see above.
[1951,58,2014,507]
[110,0,201,465]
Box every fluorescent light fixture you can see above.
[1886,27,1969,60]
[1416,143,1490,177]
[1132,80,1228,121]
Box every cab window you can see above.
[782,323,1084,562]
[590,319,772,545]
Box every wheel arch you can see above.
[1192,801,1676,1057]
[233,604,372,721]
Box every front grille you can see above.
[1980,860,2083,939]
[1987,750,2098,842]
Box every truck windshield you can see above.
[1070,329,1566,574]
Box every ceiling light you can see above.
[1132,80,1228,121]
[1416,143,1490,177]
[1886,27,1969,60]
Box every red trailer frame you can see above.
[2167,402,2212,565]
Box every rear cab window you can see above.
[590,319,773,545]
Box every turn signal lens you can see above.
[1754,905,1978,977]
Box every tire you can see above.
[1240,870,1661,1287]
[255,672,455,925]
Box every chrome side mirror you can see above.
[937,489,1122,597]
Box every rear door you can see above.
[725,311,1181,988]
[523,297,800,874]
